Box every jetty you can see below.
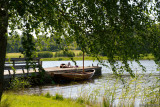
[4,58,102,80]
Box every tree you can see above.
[7,33,22,53]
[0,0,159,101]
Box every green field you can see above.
[6,51,155,61]
[6,50,82,58]
[6,53,24,58]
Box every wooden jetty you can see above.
[45,66,102,76]
[4,58,42,79]
[4,58,102,80]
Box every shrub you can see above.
[38,51,53,58]
[44,92,52,98]
[52,93,64,100]
[55,51,75,57]
[77,52,83,56]
[9,77,31,91]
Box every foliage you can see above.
[1,74,159,107]
[5,0,159,77]
[44,92,52,98]
[77,52,83,56]
[6,35,68,53]
[9,77,31,91]
[1,0,160,102]
[75,74,159,106]
[54,93,64,101]
[34,69,53,85]
[55,51,75,57]
[7,34,22,53]
[38,51,53,58]
[6,52,155,61]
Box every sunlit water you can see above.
[20,60,159,106]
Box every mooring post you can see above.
[26,60,29,74]
[8,70,11,76]
[22,67,25,74]
[13,60,15,77]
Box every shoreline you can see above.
[6,53,155,61]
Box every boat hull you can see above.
[53,69,95,81]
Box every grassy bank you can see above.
[0,92,86,107]
[1,74,159,107]
[6,52,155,61]
[40,56,108,61]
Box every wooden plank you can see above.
[4,65,39,70]
[4,72,40,79]
[5,62,39,64]
[3,66,102,80]
[5,58,40,61]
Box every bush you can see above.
[55,51,75,57]
[77,52,83,56]
[44,92,52,98]
[38,51,53,58]
[9,77,31,91]
[54,93,64,100]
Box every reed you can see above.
[1,73,159,107]
[75,74,159,107]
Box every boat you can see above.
[59,69,95,81]
[51,52,95,81]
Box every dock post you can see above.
[8,70,11,77]
[22,67,25,74]
[26,61,29,74]
[13,60,15,78]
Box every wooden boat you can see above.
[51,52,95,81]
[61,52,95,81]
[59,69,95,81]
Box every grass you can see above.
[40,56,107,61]
[1,73,159,107]
[6,53,24,58]
[6,51,155,61]
[0,92,85,107]
[52,50,81,56]
[6,52,107,61]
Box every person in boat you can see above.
[68,62,71,67]
[60,63,67,68]
[60,62,78,68]
[60,62,73,68]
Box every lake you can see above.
[21,60,159,106]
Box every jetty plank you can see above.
[4,66,101,79]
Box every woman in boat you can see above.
[60,62,78,68]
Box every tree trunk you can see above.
[0,0,8,101]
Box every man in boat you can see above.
[68,62,71,67]
[60,62,72,68]
[60,62,78,68]
[60,63,67,68]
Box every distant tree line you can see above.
[7,35,78,53]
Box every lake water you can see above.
[21,60,159,106]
